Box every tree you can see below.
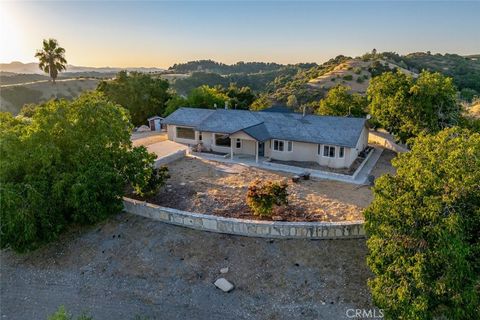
[225,84,255,110]
[316,85,368,117]
[97,71,170,126]
[367,70,461,143]
[187,85,229,108]
[35,38,67,84]
[286,95,298,108]
[250,93,272,111]
[0,92,165,252]
[365,127,480,319]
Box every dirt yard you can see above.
[130,149,396,222]
[0,213,376,320]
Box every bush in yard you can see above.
[246,179,288,217]
[48,306,92,320]
[0,92,163,252]
[364,127,480,319]
[134,166,170,197]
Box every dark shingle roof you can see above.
[163,107,366,148]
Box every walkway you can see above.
[189,147,383,185]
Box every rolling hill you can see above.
[307,58,417,94]
[0,78,99,115]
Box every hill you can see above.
[0,78,99,114]
[382,52,480,94]
[0,61,164,74]
[307,58,417,94]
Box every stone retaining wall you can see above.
[154,149,186,167]
[123,197,365,239]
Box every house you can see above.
[163,107,369,168]
[147,115,165,131]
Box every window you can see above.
[236,138,241,149]
[287,141,293,152]
[176,127,195,140]
[339,147,345,158]
[273,139,284,151]
[323,145,336,158]
[199,132,202,141]
[214,134,231,147]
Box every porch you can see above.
[228,133,266,163]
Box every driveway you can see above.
[146,140,188,160]
[1,213,375,320]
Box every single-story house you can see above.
[163,107,368,168]
[147,115,165,131]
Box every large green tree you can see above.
[365,127,480,319]
[35,38,67,84]
[164,85,229,115]
[316,85,367,117]
[367,71,461,143]
[0,92,162,252]
[97,71,170,126]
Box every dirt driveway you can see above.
[1,213,375,320]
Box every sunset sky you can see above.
[1,0,479,68]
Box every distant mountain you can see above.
[0,61,165,74]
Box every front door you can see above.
[258,142,265,157]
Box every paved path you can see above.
[190,147,383,185]
[146,140,187,159]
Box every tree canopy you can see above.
[164,84,255,115]
[365,127,480,319]
[316,85,367,117]
[97,71,170,126]
[367,70,461,143]
[0,92,162,252]
[35,38,67,83]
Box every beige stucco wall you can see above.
[268,140,318,162]
[230,132,256,156]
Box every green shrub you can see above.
[356,77,364,83]
[246,179,288,217]
[342,74,353,81]
[353,67,362,74]
[0,92,158,252]
[330,78,336,82]
[48,306,92,320]
[134,166,170,197]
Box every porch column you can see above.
[255,141,259,163]
[230,139,234,160]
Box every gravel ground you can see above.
[1,213,375,320]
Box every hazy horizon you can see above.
[2,1,479,69]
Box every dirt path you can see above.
[1,213,375,320]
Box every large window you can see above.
[273,139,293,152]
[176,127,195,140]
[323,145,336,158]
[215,134,231,147]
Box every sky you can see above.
[1,0,479,68]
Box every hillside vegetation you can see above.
[307,59,417,94]
[0,78,99,114]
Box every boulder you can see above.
[214,278,234,292]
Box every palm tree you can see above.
[35,39,67,84]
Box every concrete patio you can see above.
[189,147,383,185]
